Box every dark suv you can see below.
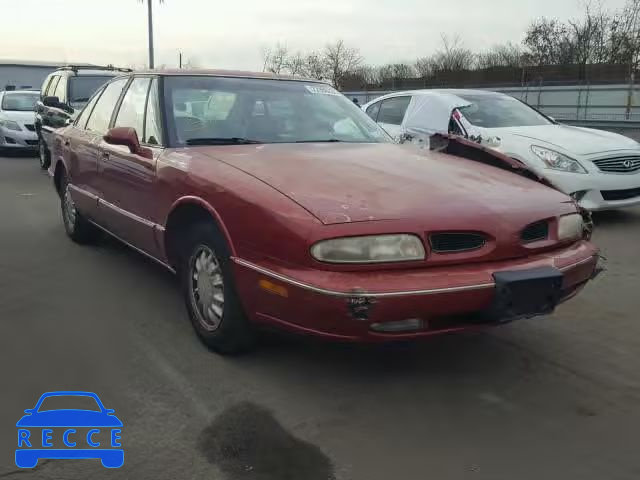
[35,65,130,169]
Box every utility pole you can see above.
[179,51,182,69]
[147,0,155,69]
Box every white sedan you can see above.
[0,90,40,152]
[363,89,640,211]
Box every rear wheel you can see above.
[39,139,50,169]
[60,172,99,243]
[179,222,256,354]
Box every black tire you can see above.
[39,139,51,169]
[60,171,99,244]
[179,221,256,354]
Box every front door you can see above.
[96,77,164,258]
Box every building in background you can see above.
[0,60,94,92]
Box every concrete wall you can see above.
[0,65,56,91]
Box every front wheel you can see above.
[179,222,256,354]
[38,139,50,169]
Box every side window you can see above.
[85,79,128,135]
[41,75,54,98]
[75,88,104,130]
[46,76,60,97]
[377,96,411,126]
[53,76,67,102]
[144,79,162,145]
[365,102,381,121]
[114,77,151,139]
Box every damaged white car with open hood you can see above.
[363,89,640,211]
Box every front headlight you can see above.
[0,119,22,131]
[311,234,426,263]
[531,145,586,173]
[558,214,584,241]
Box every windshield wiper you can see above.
[73,97,90,103]
[185,137,263,145]
[294,139,342,143]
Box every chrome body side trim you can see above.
[558,255,596,271]
[68,184,98,201]
[231,257,494,298]
[98,198,156,228]
[232,254,596,298]
[88,220,175,274]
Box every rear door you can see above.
[376,96,412,140]
[67,78,129,219]
[97,76,164,257]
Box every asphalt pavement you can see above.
[1,152,639,480]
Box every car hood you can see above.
[0,110,35,124]
[16,410,123,427]
[198,143,574,225]
[484,124,639,156]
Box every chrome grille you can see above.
[593,156,640,173]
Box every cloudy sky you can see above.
[2,0,629,70]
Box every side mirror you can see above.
[104,127,152,158]
[43,95,60,107]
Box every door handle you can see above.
[101,151,110,160]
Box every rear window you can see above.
[69,76,115,105]
[1,92,39,111]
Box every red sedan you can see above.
[49,70,600,353]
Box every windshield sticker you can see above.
[305,85,341,96]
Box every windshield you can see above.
[163,76,391,146]
[1,92,39,111]
[457,94,552,128]
[69,76,114,104]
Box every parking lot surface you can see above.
[1,153,639,480]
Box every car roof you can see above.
[132,68,325,84]
[1,89,39,94]
[364,88,506,105]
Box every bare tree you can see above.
[304,53,327,80]
[609,0,640,68]
[285,51,307,76]
[414,57,434,78]
[431,35,476,72]
[322,40,363,88]
[568,1,611,70]
[523,17,576,66]
[476,43,525,69]
[262,43,289,74]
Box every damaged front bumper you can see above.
[231,241,601,341]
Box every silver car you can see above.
[0,90,40,152]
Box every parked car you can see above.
[35,65,130,169]
[363,89,640,211]
[0,90,39,153]
[48,70,600,354]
